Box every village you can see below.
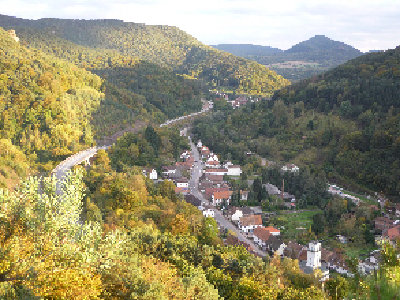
[139,126,399,282]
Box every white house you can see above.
[162,166,177,176]
[212,190,231,206]
[203,208,215,218]
[142,168,158,180]
[265,226,281,236]
[253,227,270,248]
[282,164,300,173]
[238,214,263,233]
[231,209,243,222]
[175,178,189,188]
[204,168,228,176]
[227,165,242,176]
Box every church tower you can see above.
[306,241,321,269]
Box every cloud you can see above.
[0,0,399,51]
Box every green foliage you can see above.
[0,27,104,174]
[110,126,188,171]
[0,15,289,97]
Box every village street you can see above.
[188,139,267,257]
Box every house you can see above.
[238,214,263,233]
[265,236,286,256]
[205,187,230,201]
[184,194,202,207]
[203,207,215,218]
[284,241,307,260]
[253,227,271,248]
[263,183,281,196]
[383,224,400,244]
[162,165,177,176]
[212,190,231,206]
[281,164,299,173]
[206,174,224,183]
[197,140,203,148]
[201,146,210,158]
[175,178,189,189]
[358,250,380,275]
[227,165,242,176]
[240,190,249,201]
[396,203,400,218]
[265,226,280,236]
[374,217,393,232]
[226,206,252,222]
[204,168,228,176]
[205,160,221,169]
[175,187,189,195]
[142,168,158,180]
[180,150,191,161]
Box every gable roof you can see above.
[253,227,271,242]
[240,214,262,226]
[213,190,231,200]
[384,225,400,241]
[265,226,280,234]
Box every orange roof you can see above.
[240,214,262,226]
[253,227,271,241]
[213,190,231,200]
[385,225,400,241]
[265,226,280,233]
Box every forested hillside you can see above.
[0,27,104,184]
[213,35,363,81]
[193,47,400,200]
[0,14,289,97]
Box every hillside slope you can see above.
[193,47,400,199]
[0,27,105,182]
[0,14,289,96]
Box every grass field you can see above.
[269,210,322,241]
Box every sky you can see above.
[1,0,400,52]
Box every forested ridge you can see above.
[0,27,104,185]
[193,46,400,200]
[0,14,289,97]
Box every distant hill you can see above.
[0,14,289,97]
[211,35,364,81]
[211,44,282,57]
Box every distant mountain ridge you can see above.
[212,35,364,81]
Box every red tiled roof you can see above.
[253,227,271,242]
[240,214,262,226]
[385,225,400,241]
[265,226,280,234]
[213,190,231,200]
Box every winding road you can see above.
[52,101,213,186]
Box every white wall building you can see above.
[203,208,215,218]
[227,165,242,176]
[307,241,321,269]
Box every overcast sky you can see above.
[1,0,399,52]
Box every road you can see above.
[52,100,213,190]
[188,139,267,257]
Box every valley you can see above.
[0,11,399,300]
